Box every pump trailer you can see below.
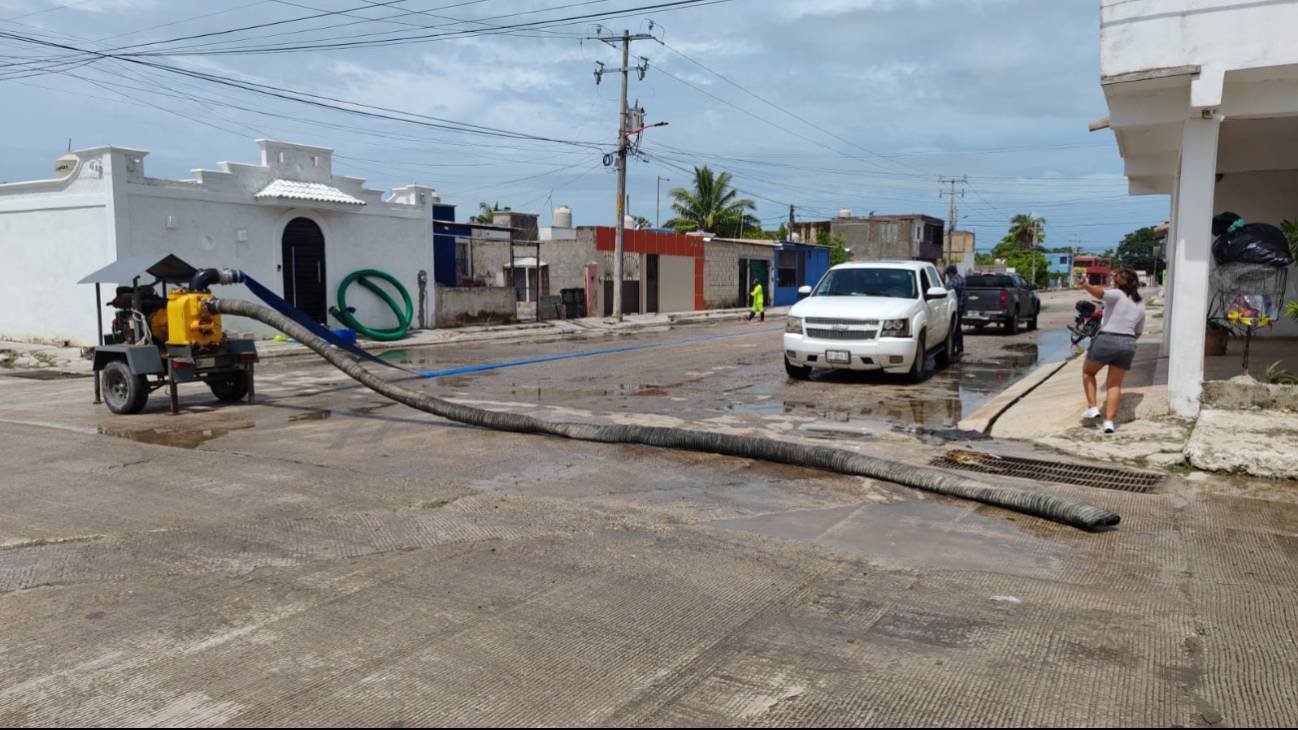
[79,254,258,415]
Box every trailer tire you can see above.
[102,360,149,414]
[208,372,250,402]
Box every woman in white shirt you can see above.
[1078,268,1146,434]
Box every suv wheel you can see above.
[906,331,928,384]
[935,318,956,369]
[1005,309,1019,336]
[784,356,812,381]
[1028,305,1039,331]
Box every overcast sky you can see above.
[0,0,1169,252]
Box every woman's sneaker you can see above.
[1103,421,1116,434]
[1082,407,1101,419]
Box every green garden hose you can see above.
[330,269,413,341]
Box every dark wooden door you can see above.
[645,254,660,313]
[282,218,327,323]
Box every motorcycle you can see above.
[1068,299,1104,345]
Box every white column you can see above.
[1161,182,1179,358]
[1166,117,1221,417]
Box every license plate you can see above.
[826,350,851,364]
[194,357,216,369]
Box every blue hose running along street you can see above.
[404,327,784,379]
[242,270,778,378]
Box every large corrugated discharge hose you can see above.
[209,297,1121,530]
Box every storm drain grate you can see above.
[933,450,1164,493]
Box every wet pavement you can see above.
[1,288,1296,727]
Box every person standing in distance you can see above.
[943,264,967,356]
[746,277,765,322]
[1078,268,1146,434]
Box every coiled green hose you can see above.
[330,269,412,341]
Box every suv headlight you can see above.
[785,316,803,334]
[881,319,911,338]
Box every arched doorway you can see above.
[282,217,327,323]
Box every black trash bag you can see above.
[1212,211,1242,237]
[1211,220,1295,267]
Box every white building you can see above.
[0,139,440,343]
[1098,0,1298,416]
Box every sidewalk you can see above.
[253,305,789,361]
[960,308,1193,467]
[961,311,1298,479]
[1,306,790,372]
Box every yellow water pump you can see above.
[166,289,223,346]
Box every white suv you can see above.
[783,261,957,383]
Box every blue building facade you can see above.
[1045,252,1074,288]
[771,242,832,306]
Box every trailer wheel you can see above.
[208,372,250,402]
[102,360,149,414]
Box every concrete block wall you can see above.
[704,242,740,309]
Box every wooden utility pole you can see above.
[939,176,966,266]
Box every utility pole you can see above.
[656,176,669,228]
[1070,234,1081,287]
[590,28,655,320]
[788,204,795,240]
[939,176,966,266]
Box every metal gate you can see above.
[282,217,327,323]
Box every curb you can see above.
[959,357,1074,434]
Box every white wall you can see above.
[1214,169,1298,337]
[0,140,439,343]
[121,191,433,338]
[0,148,117,344]
[1102,0,1298,103]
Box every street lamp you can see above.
[656,176,670,229]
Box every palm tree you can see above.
[1007,212,1047,248]
[471,201,501,224]
[664,166,758,236]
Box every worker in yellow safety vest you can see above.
[746,277,765,322]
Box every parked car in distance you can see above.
[783,261,957,383]
[962,272,1040,334]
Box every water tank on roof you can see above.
[838,208,852,218]
[624,214,635,229]
[554,205,572,228]
[791,232,802,243]
[55,151,78,179]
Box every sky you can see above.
[0,0,1171,252]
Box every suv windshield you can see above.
[813,268,918,299]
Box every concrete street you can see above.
[1,292,1295,727]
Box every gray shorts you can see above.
[1087,332,1137,370]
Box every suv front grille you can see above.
[806,329,877,341]
[806,317,879,326]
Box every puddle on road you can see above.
[709,500,1077,579]
[98,423,253,448]
[288,410,333,422]
[753,329,1082,431]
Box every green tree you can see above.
[471,201,505,224]
[633,216,652,230]
[992,213,1048,257]
[664,166,759,236]
[974,253,995,266]
[1115,226,1162,271]
[1004,249,1050,289]
[817,230,851,265]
